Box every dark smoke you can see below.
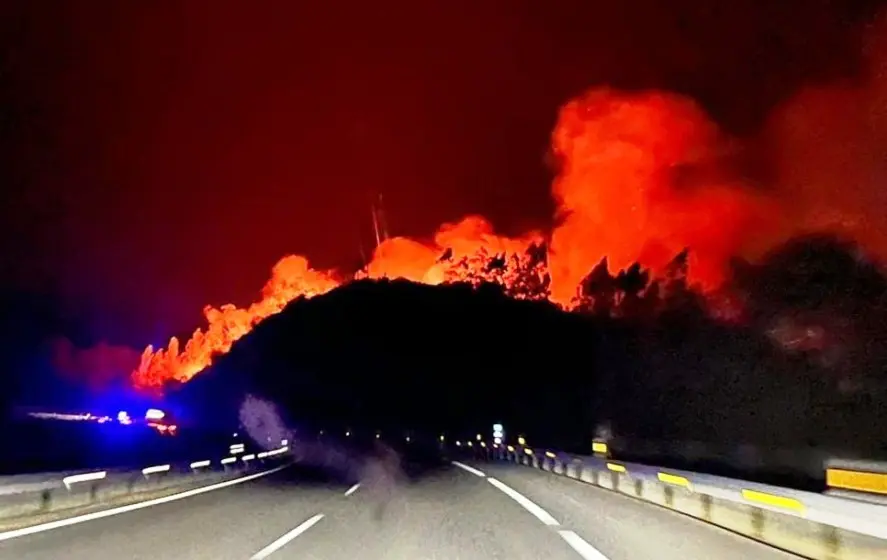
[753,10,887,261]
[48,337,139,390]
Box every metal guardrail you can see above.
[0,445,290,525]
[467,444,887,560]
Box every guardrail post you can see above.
[566,459,579,479]
[700,493,712,520]
[40,489,51,512]
[750,507,765,540]
[663,485,674,508]
[822,525,841,559]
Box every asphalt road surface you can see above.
[0,454,800,560]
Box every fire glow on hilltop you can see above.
[131,85,878,389]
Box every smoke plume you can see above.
[49,337,140,390]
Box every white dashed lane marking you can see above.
[451,461,486,477]
[250,513,325,559]
[484,472,612,560]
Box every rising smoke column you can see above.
[50,337,142,390]
[238,394,291,450]
[547,88,777,304]
[758,11,887,261]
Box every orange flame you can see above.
[366,215,542,285]
[134,256,340,385]
[132,217,539,388]
[547,88,776,304]
[131,84,861,389]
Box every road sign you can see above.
[492,423,504,443]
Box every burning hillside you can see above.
[133,14,887,392]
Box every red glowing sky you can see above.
[1,0,882,346]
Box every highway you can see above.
[0,456,800,559]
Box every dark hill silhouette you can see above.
[169,270,878,462]
[171,279,596,448]
[164,236,887,486]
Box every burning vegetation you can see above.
[133,9,887,392]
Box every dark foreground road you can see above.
[0,454,799,559]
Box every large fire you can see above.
[547,89,777,302]
[133,215,547,387]
[131,79,880,388]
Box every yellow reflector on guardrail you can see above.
[524,448,534,455]
[606,462,626,473]
[592,441,608,454]
[657,472,691,489]
[826,468,887,496]
[545,451,556,459]
[741,489,805,514]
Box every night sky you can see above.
[1,0,882,348]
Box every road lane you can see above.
[282,462,579,559]
[0,455,807,559]
[0,466,342,560]
[477,462,801,560]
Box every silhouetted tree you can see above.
[613,263,650,318]
[443,244,550,301]
[575,258,662,319]
[506,243,551,301]
[657,249,707,324]
[575,258,616,316]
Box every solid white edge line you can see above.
[250,513,324,559]
[558,530,611,560]
[344,483,360,496]
[451,461,486,477]
[0,464,289,542]
[487,477,560,526]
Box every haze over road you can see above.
[0,458,798,559]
